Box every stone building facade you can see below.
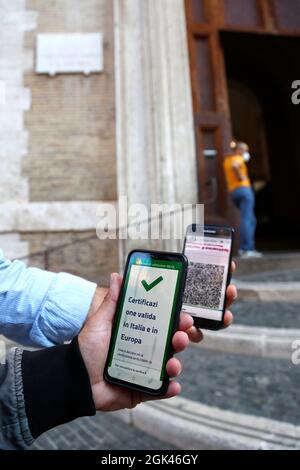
[1,0,299,285]
[0,0,197,285]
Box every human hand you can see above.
[79,262,237,411]
[79,273,199,412]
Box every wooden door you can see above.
[185,0,300,225]
[185,0,232,224]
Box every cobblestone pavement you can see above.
[236,268,300,283]
[179,346,300,426]
[231,300,300,328]
[34,346,300,449]
[32,413,174,450]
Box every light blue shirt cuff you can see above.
[30,273,97,347]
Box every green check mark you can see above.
[141,275,163,292]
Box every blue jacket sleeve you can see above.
[0,339,96,449]
[0,347,34,449]
[0,250,97,347]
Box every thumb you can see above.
[95,272,122,323]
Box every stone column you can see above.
[0,0,37,258]
[114,0,198,262]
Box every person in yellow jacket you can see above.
[223,141,262,258]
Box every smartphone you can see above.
[104,250,188,396]
[182,224,234,330]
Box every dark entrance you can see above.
[222,32,300,250]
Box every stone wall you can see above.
[0,0,118,279]
[23,0,116,202]
[22,231,118,287]
[0,0,197,280]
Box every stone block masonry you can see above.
[23,0,116,202]
[0,0,118,281]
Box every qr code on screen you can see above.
[183,262,225,309]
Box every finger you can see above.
[187,326,203,343]
[231,260,236,273]
[162,380,181,399]
[178,313,194,332]
[166,357,182,378]
[225,284,238,308]
[140,380,181,403]
[96,273,122,322]
[172,331,189,353]
[109,273,123,302]
[221,310,233,329]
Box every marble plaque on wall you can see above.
[36,33,103,76]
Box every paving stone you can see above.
[179,347,300,426]
[32,413,175,450]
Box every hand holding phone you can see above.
[78,270,195,412]
[183,224,234,330]
[104,250,188,395]
[78,250,236,411]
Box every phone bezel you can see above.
[182,224,234,331]
[104,249,188,396]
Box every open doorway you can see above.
[221,32,300,251]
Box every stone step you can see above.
[232,299,300,329]
[115,396,300,450]
[196,324,300,359]
[234,279,300,302]
[236,268,300,283]
[236,252,300,276]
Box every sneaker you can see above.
[238,250,263,258]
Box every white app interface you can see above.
[108,257,181,390]
[183,234,231,320]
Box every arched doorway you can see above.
[222,32,300,250]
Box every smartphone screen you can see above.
[182,226,233,322]
[105,251,187,394]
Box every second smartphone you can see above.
[104,250,188,395]
[182,224,234,330]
